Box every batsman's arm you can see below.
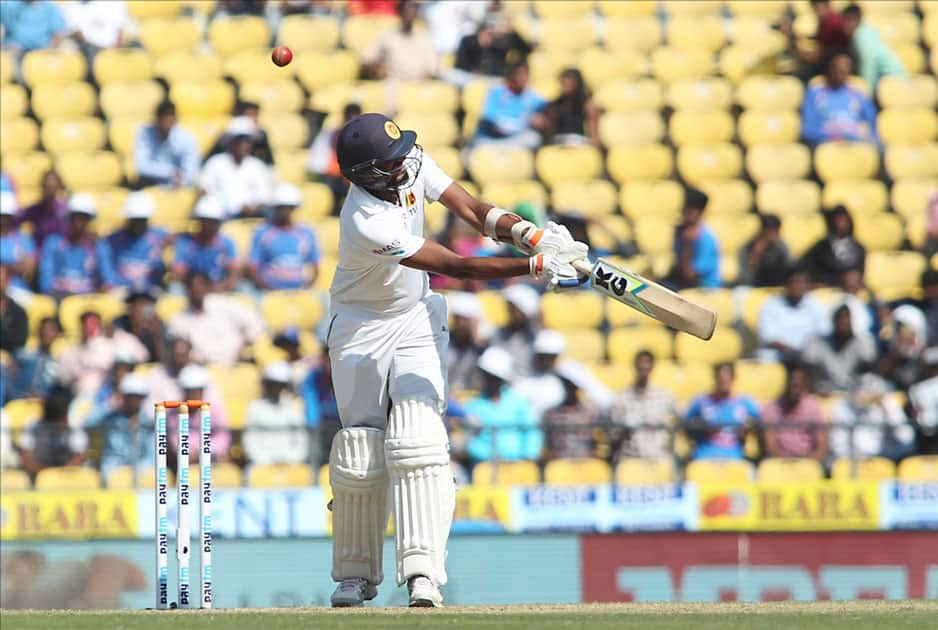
[437,182,528,248]
[401,239,530,280]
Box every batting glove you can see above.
[530,242,590,292]
[513,220,575,255]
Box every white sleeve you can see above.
[420,151,454,203]
[351,211,425,261]
[199,156,218,192]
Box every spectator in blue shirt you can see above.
[171,195,241,292]
[471,60,547,150]
[0,0,67,56]
[758,266,831,363]
[84,373,154,482]
[247,183,320,290]
[670,187,720,289]
[801,53,878,147]
[300,345,340,468]
[38,194,116,297]
[10,315,61,399]
[106,191,168,291]
[464,346,541,465]
[133,100,200,188]
[0,190,36,291]
[685,362,760,460]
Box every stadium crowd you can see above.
[1,0,937,489]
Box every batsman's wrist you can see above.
[511,220,540,253]
[529,254,544,278]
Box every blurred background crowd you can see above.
[1,0,937,491]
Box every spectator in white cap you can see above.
[493,283,541,377]
[447,291,487,391]
[84,372,155,481]
[542,361,606,460]
[831,372,915,462]
[0,189,36,291]
[513,329,566,420]
[200,116,274,218]
[463,346,541,466]
[879,304,927,390]
[247,182,320,290]
[243,361,309,466]
[171,195,241,292]
[38,193,118,297]
[106,191,169,292]
[173,363,231,460]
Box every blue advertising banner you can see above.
[880,482,938,530]
[606,484,699,532]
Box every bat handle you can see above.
[572,259,593,275]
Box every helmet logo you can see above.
[384,121,401,140]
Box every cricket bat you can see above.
[572,258,717,340]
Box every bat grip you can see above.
[572,259,592,275]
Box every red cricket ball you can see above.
[271,45,293,67]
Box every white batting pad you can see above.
[385,398,456,586]
[330,426,388,585]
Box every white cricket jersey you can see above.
[330,150,453,318]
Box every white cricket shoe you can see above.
[407,575,443,608]
[330,578,377,607]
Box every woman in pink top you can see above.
[762,363,828,461]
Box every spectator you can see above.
[15,168,67,249]
[685,362,760,460]
[1,191,36,291]
[10,316,61,399]
[299,346,338,467]
[112,290,163,364]
[270,327,315,383]
[247,183,320,290]
[430,214,491,291]
[919,268,938,347]
[610,350,680,461]
[804,304,877,394]
[464,346,541,465]
[492,283,540,377]
[470,60,547,150]
[542,362,602,460]
[449,12,531,85]
[836,268,877,341]
[38,194,117,298]
[61,0,130,62]
[758,267,830,362]
[801,53,878,147]
[143,337,227,428]
[106,191,168,292]
[841,3,905,90]
[0,0,67,57]
[171,195,241,292]
[57,310,147,397]
[0,265,27,355]
[514,329,566,420]
[167,271,264,367]
[362,0,438,82]
[446,291,487,392]
[801,205,866,286]
[544,68,600,147]
[174,364,232,461]
[781,0,850,80]
[346,0,398,16]
[762,363,828,461]
[206,101,273,165]
[133,101,200,188]
[831,373,915,461]
[878,304,927,390]
[243,361,309,466]
[307,103,362,210]
[670,187,720,289]
[16,385,86,476]
[925,189,938,257]
[738,214,790,287]
[423,0,487,56]
[908,347,938,455]
[87,351,137,410]
[83,373,152,482]
[200,117,274,218]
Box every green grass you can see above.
[2,601,937,630]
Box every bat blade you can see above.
[573,258,717,340]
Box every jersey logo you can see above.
[372,239,404,256]
[384,121,401,140]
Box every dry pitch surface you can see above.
[2,601,937,629]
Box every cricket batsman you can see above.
[326,113,588,607]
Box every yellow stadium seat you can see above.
[732,14,790,46]
[781,213,826,258]
[209,16,270,56]
[294,184,334,224]
[926,12,938,46]
[906,212,928,251]
[207,362,261,402]
[666,78,733,110]
[397,81,459,115]
[22,292,57,336]
[746,142,811,182]
[426,146,462,179]
[734,359,787,404]
[608,325,673,363]
[679,288,735,325]
[652,359,713,404]
[755,179,821,216]
[891,177,938,219]
[0,469,32,491]
[541,292,604,330]
[93,49,153,85]
[481,180,547,210]
[314,218,340,257]
[855,213,905,252]
[668,15,726,52]
[460,79,497,119]
[239,80,304,115]
[558,328,606,363]
[620,180,684,221]
[686,458,753,484]
[603,16,663,52]
[615,458,677,485]
[931,46,938,75]
[552,180,617,217]
[539,16,597,52]
[154,51,223,83]
[535,145,603,188]
[676,326,742,365]
[719,44,786,84]
[343,14,399,51]
[858,0,915,13]
[738,110,800,146]
[677,143,743,185]
[816,142,880,183]
[879,108,938,144]
[663,0,723,16]
[138,16,201,55]
[831,457,896,481]
[224,50,296,84]
[169,80,236,119]
[176,116,227,156]
[598,110,664,146]
[59,293,125,336]
[395,112,458,147]
[248,463,314,488]
[0,50,14,83]
[544,458,611,485]
[533,0,593,18]
[100,81,164,120]
[823,179,887,216]
[35,466,101,490]
[698,179,753,216]
[632,215,674,257]
[153,293,185,324]
[474,289,507,327]
[278,15,341,52]
[107,466,174,490]
[608,143,673,183]
[736,75,804,110]
[670,109,735,145]
[468,146,534,186]
[1,117,39,153]
[758,458,824,483]
[596,0,656,17]
[2,398,42,431]
[867,12,920,46]
[587,214,632,251]
[740,286,777,329]
[885,143,938,179]
[21,50,86,86]
[211,462,244,488]
[1,150,51,191]
[472,460,540,486]
[528,49,578,84]
[708,212,759,254]
[594,79,664,113]
[579,47,645,86]
[41,117,107,155]
[894,43,925,75]
[651,46,713,83]
[127,0,182,18]
[1,83,27,119]
[261,290,324,331]
[57,151,122,191]
[309,81,387,119]
[865,250,927,296]
[877,75,938,110]
[897,455,938,481]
